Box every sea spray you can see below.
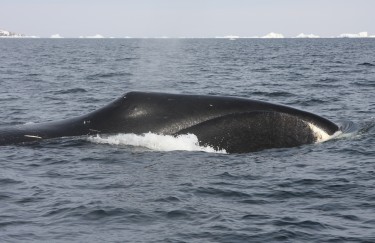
[88,132,227,153]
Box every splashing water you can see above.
[88,132,227,154]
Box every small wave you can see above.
[359,119,375,134]
[296,98,326,106]
[54,88,87,94]
[0,194,11,200]
[0,220,32,228]
[352,81,375,88]
[251,91,295,97]
[358,62,375,67]
[86,72,132,79]
[154,196,181,203]
[26,73,40,77]
[319,77,339,83]
[0,178,23,185]
[339,120,358,133]
[194,186,252,199]
[330,120,365,141]
[164,209,194,219]
[115,57,138,61]
[88,133,226,154]
[272,219,328,230]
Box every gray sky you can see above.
[1,0,374,37]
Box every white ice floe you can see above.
[295,33,320,38]
[79,34,104,38]
[50,34,63,38]
[262,32,284,38]
[338,32,369,38]
[0,29,25,38]
[215,35,240,40]
[0,29,11,36]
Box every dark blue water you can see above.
[0,39,374,242]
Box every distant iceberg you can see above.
[338,32,369,38]
[4,29,375,39]
[50,34,63,38]
[295,33,320,38]
[0,29,25,38]
[262,32,284,38]
[215,35,240,40]
[79,34,104,38]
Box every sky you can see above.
[1,0,374,38]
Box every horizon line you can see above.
[1,30,375,39]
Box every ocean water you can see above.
[0,38,374,242]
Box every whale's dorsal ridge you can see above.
[0,92,339,152]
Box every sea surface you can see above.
[0,38,374,242]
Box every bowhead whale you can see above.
[0,92,339,153]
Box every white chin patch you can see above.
[308,123,331,143]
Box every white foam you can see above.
[24,122,36,125]
[88,132,226,154]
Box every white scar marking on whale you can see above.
[308,123,341,143]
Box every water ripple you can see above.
[0,38,374,242]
